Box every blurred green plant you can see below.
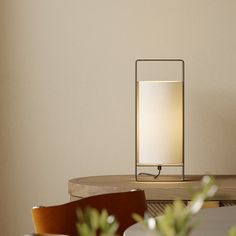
[76,207,119,236]
[76,176,236,236]
[133,175,219,236]
[228,226,236,236]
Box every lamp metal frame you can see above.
[135,59,185,182]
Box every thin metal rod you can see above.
[136,59,184,62]
[182,60,185,181]
[135,60,138,181]
[137,164,183,167]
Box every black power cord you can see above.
[138,165,162,179]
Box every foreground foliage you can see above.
[76,176,236,236]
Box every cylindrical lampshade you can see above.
[138,81,183,165]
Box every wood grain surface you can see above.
[68,175,236,201]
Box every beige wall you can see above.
[1,0,236,235]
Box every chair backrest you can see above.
[32,190,147,236]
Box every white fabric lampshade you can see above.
[138,81,183,165]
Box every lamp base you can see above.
[136,174,185,182]
[135,164,185,182]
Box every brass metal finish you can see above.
[135,59,185,182]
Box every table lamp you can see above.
[135,59,185,181]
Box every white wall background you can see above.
[0,0,236,235]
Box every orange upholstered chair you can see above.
[32,190,147,236]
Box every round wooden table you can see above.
[69,175,236,216]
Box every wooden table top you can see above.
[68,175,236,200]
